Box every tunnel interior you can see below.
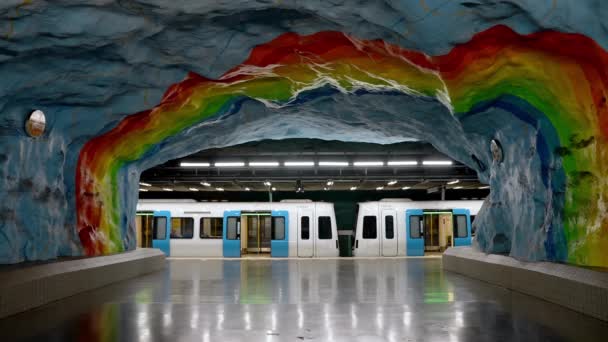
[0,2,607,268]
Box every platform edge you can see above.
[0,248,165,318]
[443,246,608,322]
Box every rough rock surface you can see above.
[0,1,607,264]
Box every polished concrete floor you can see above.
[1,258,607,341]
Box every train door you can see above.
[243,212,272,255]
[135,212,153,248]
[381,209,397,256]
[271,210,289,257]
[315,205,335,257]
[358,206,380,256]
[406,209,424,256]
[297,208,314,257]
[452,209,472,246]
[152,210,171,256]
[223,210,241,257]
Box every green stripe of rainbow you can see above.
[76,25,608,266]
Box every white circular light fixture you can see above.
[25,110,46,137]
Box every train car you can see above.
[136,199,339,258]
[353,199,483,257]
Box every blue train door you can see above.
[152,210,171,256]
[406,209,424,256]
[452,209,472,246]
[223,210,241,257]
[271,210,289,257]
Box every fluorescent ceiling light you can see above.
[180,162,210,167]
[387,180,397,185]
[387,161,417,166]
[214,162,245,167]
[284,161,314,167]
[423,160,453,166]
[478,185,490,189]
[264,181,272,186]
[201,182,211,187]
[354,161,384,167]
[447,180,460,185]
[216,187,224,191]
[350,186,357,191]
[162,188,173,192]
[189,188,199,192]
[139,188,148,192]
[323,187,329,191]
[402,186,411,190]
[326,180,334,186]
[376,186,384,190]
[271,187,276,191]
[319,161,349,167]
[139,182,151,187]
[249,161,279,167]
[453,186,463,189]
[244,187,251,191]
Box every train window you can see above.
[301,216,310,240]
[409,216,421,238]
[153,217,167,240]
[227,217,239,240]
[272,217,285,240]
[385,216,394,239]
[200,217,223,239]
[455,215,468,238]
[318,216,332,239]
[363,216,377,239]
[170,217,194,239]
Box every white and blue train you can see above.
[136,199,340,257]
[136,198,481,258]
[353,199,483,257]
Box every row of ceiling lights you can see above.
[139,179,490,192]
[179,160,453,168]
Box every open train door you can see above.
[406,209,424,256]
[223,210,241,257]
[152,210,171,256]
[381,209,397,256]
[271,210,289,257]
[297,208,314,257]
[452,209,472,246]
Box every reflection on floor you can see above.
[1,258,607,341]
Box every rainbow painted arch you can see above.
[76,25,608,267]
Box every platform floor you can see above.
[1,258,607,341]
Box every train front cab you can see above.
[354,203,399,257]
[294,203,339,257]
[222,209,290,257]
[405,208,472,256]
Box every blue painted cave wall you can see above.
[0,0,606,263]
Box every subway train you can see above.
[353,199,482,257]
[136,198,481,258]
[136,199,339,257]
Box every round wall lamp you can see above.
[490,139,504,163]
[25,110,46,138]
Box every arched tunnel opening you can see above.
[134,138,492,254]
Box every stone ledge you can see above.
[0,248,165,318]
[443,247,608,322]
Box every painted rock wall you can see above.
[0,1,607,266]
